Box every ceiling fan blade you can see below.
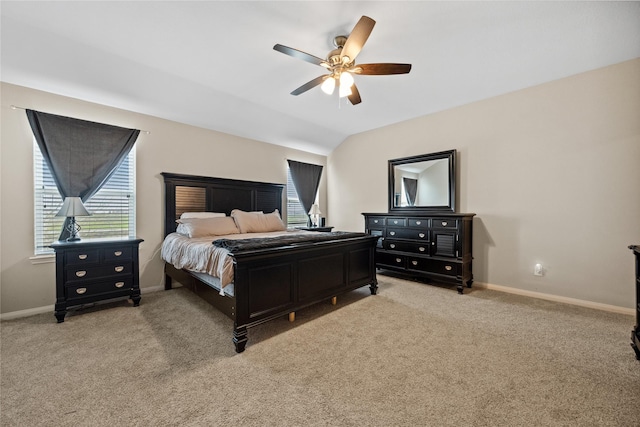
[355,63,412,75]
[291,75,327,96]
[273,44,328,67]
[348,84,362,105]
[341,16,375,63]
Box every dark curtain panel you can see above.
[26,109,140,239]
[287,159,323,226]
[403,177,418,206]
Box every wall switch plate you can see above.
[534,263,544,276]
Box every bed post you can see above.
[233,326,248,353]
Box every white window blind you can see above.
[34,141,136,254]
[286,166,308,227]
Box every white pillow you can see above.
[180,212,226,219]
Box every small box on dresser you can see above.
[363,213,475,294]
[50,236,144,322]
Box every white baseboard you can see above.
[0,285,166,321]
[474,281,635,316]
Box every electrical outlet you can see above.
[534,263,544,276]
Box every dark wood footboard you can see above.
[165,235,378,352]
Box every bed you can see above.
[161,172,378,352]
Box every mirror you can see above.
[388,150,456,213]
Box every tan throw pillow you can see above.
[231,209,286,234]
[175,217,240,238]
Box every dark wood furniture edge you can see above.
[629,244,640,360]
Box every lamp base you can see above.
[66,217,81,242]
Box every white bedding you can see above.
[161,229,311,295]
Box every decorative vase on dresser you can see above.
[365,149,476,294]
[50,236,144,322]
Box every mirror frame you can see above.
[388,149,456,213]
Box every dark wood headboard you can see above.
[161,172,284,236]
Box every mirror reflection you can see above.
[393,159,449,207]
[388,149,456,213]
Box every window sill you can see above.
[30,254,55,265]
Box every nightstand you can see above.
[50,236,143,322]
[296,226,334,232]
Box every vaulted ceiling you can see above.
[2,1,639,155]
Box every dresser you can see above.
[363,213,475,293]
[50,237,144,322]
[630,245,640,360]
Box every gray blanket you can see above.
[212,231,369,253]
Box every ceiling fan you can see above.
[273,16,411,105]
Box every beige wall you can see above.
[328,59,640,309]
[0,82,327,315]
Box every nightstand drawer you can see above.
[66,277,134,301]
[66,248,100,265]
[65,262,133,282]
[103,246,133,261]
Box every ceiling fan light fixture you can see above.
[321,76,336,95]
[338,81,352,98]
[339,72,354,88]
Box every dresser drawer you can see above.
[407,257,460,277]
[66,277,134,302]
[376,252,406,268]
[384,240,429,255]
[103,246,133,261]
[367,217,386,228]
[65,262,133,283]
[432,218,458,229]
[386,228,429,241]
[66,248,100,266]
[408,218,429,228]
[387,217,407,227]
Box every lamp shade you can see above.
[308,204,321,216]
[55,197,91,217]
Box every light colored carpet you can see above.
[1,274,639,426]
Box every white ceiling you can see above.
[2,1,639,155]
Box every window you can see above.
[34,142,136,254]
[286,166,308,227]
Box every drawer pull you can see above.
[114,266,124,273]
[393,220,399,224]
[114,251,123,257]
[395,258,402,263]
[415,221,422,225]
[78,254,88,260]
[419,247,426,252]
[411,260,418,266]
[389,244,396,249]
[442,221,448,226]
[445,265,452,271]
[418,233,425,238]
[373,220,379,223]
[75,270,86,278]
[389,231,396,236]
[114,281,125,288]
[76,287,87,295]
